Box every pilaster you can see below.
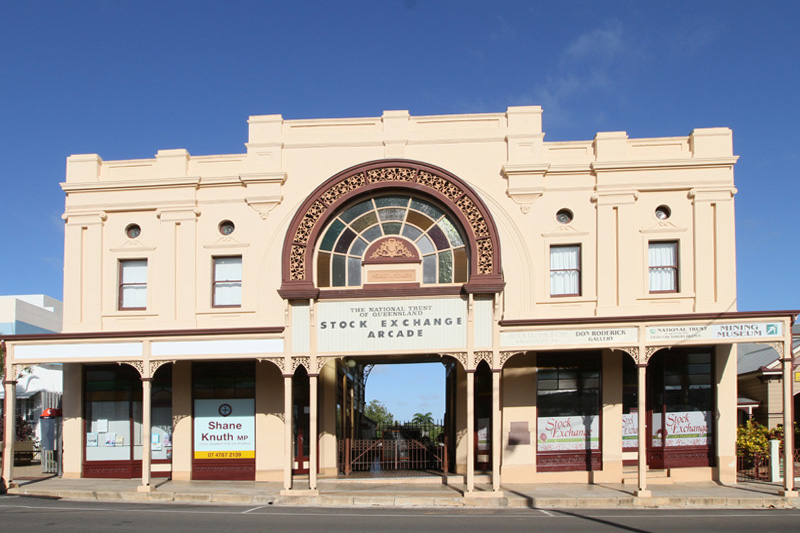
[592,192,638,315]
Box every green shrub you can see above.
[736,419,770,457]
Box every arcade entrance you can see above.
[334,357,462,477]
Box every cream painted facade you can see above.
[3,107,798,497]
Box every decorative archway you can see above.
[279,160,504,298]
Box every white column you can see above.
[138,378,154,492]
[781,336,797,496]
[636,364,650,497]
[466,370,475,492]
[283,375,293,491]
[309,374,318,491]
[491,369,501,492]
[2,375,16,487]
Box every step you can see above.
[622,469,673,485]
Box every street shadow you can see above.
[14,474,57,487]
[550,509,654,533]
[502,486,534,507]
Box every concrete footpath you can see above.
[3,467,799,509]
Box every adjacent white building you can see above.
[0,295,63,440]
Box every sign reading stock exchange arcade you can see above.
[316,297,468,353]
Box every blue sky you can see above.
[2,2,798,420]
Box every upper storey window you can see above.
[649,241,679,293]
[213,256,242,307]
[316,195,469,287]
[119,259,147,310]
[550,245,581,297]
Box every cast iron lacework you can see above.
[316,194,469,287]
[366,167,416,182]
[288,165,497,282]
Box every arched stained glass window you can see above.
[316,195,469,287]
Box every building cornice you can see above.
[500,310,799,328]
[591,156,739,173]
[1,326,284,343]
[61,176,202,193]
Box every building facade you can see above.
[0,295,63,444]
[736,328,800,429]
[2,107,797,496]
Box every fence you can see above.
[737,441,800,483]
[736,451,771,482]
[338,419,447,476]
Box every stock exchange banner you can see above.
[651,411,711,447]
[537,415,600,452]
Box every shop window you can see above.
[649,241,678,293]
[84,365,172,469]
[536,353,601,470]
[212,256,242,307]
[192,362,255,472]
[84,365,142,463]
[648,348,714,467]
[316,195,469,287]
[150,365,173,461]
[621,356,638,450]
[119,259,147,310]
[550,245,581,296]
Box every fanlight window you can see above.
[317,195,469,287]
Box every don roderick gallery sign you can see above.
[316,297,467,352]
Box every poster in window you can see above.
[654,411,711,447]
[86,433,98,447]
[194,398,255,459]
[622,413,638,448]
[104,433,117,447]
[477,418,490,451]
[537,415,599,451]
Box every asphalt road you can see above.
[1,495,799,532]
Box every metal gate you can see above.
[338,421,448,476]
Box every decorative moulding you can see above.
[501,163,549,214]
[156,207,201,221]
[541,225,589,238]
[62,211,107,224]
[639,221,687,234]
[279,159,505,297]
[203,236,250,249]
[110,240,156,253]
[363,237,420,264]
[590,191,639,205]
[246,195,283,219]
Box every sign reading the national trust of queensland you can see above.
[316,297,467,352]
[500,327,637,348]
[646,322,782,343]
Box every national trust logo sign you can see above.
[316,297,468,353]
[646,322,783,342]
